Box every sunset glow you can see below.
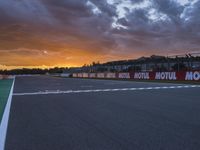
[0,0,200,69]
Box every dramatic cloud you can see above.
[0,0,200,68]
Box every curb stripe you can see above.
[0,78,15,150]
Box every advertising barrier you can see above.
[72,73,77,78]
[118,73,130,79]
[73,71,200,81]
[97,73,105,78]
[60,73,70,77]
[89,73,96,78]
[77,73,83,78]
[82,73,89,78]
[185,71,200,81]
[106,73,116,78]
[0,75,14,79]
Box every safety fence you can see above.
[72,71,200,81]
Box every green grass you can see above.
[0,79,13,124]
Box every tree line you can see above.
[0,67,67,75]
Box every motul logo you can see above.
[185,71,200,81]
[89,73,96,78]
[97,73,104,78]
[134,72,149,79]
[155,72,176,80]
[72,73,77,77]
[118,73,130,79]
[78,73,82,77]
[106,73,116,78]
[82,73,88,78]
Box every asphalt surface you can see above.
[5,76,200,150]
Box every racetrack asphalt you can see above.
[5,76,200,150]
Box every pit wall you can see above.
[72,71,200,81]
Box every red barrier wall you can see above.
[74,71,200,81]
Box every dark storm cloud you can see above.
[153,0,184,23]
[0,0,117,53]
[0,0,200,67]
[111,0,200,54]
[129,0,145,4]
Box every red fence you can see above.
[73,71,200,81]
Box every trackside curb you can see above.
[0,77,15,150]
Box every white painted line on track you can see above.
[13,85,200,96]
[0,78,15,150]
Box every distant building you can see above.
[64,53,200,73]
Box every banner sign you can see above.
[134,72,150,80]
[89,73,96,78]
[106,73,116,78]
[97,73,105,78]
[73,71,200,81]
[72,73,77,78]
[77,73,83,78]
[0,75,13,79]
[82,73,89,78]
[155,72,177,80]
[185,71,200,81]
[118,73,130,79]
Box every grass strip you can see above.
[0,79,13,124]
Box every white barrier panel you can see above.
[72,73,77,77]
[97,73,105,78]
[78,73,83,78]
[106,73,116,78]
[82,73,89,78]
[7,76,14,79]
[118,73,130,79]
[61,73,70,77]
[0,75,14,79]
[73,71,200,81]
[89,73,96,78]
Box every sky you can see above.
[0,0,200,69]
